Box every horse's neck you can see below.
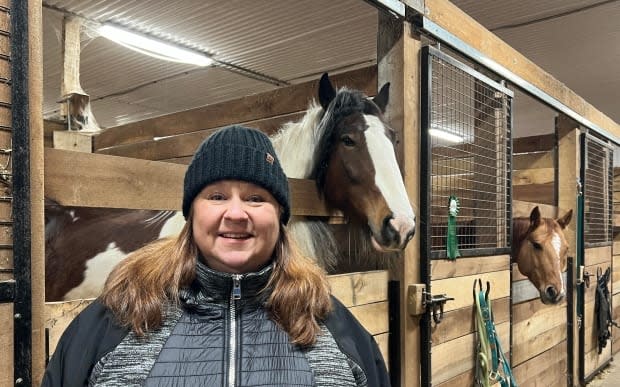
[270,103,323,179]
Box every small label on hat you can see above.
[266,153,275,164]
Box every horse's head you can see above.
[311,73,416,253]
[513,206,573,304]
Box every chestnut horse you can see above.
[512,206,572,304]
[45,73,416,301]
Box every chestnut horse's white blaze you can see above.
[45,73,416,301]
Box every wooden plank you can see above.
[431,322,510,385]
[432,270,510,313]
[93,66,377,150]
[512,343,566,387]
[0,303,13,387]
[512,168,554,186]
[348,301,389,336]
[584,345,612,378]
[425,0,620,135]
[44,148,334,216]
[97,112,304,160]
[431,297,509,346]
[513,134,556,154]
[513,151,553,170]
[513,182,554,205]
[430,255,509,280]
[45,299,93,358]
[374,332,389,371]
[328,270,388,308]
[585,246,613,267]
[512,303,567,365]
[512,199,561,218]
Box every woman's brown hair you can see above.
[100,215,332,346]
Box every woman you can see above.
[42,125,390,387]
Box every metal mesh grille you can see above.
[584,136,613,245]
[428,52,512,255]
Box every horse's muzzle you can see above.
[374,214,416,251]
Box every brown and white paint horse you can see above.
[512,206,572,304]
[45,73,416,301]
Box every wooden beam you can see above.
[43,148,334,217]
[93,66,377,150]
[378,16,421,386]
[97,112,304,160]
[424,0,620,136]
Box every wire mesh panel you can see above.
[422,46,513,258]
[583,134,613,246]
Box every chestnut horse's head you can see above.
[311,73,416,252]
[513,206,572,304]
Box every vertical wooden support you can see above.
[60,16,83,104]
[377,14,421,386]
[556,113,580,386]
[30,0,45,383]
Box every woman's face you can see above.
[191,180,280,273]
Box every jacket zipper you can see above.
[228,274,242,387]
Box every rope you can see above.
[474,280,518,387]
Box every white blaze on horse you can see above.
[512,206,572,304]
[45,73,416,301]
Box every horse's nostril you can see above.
[545,286,557,300]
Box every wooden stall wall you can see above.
[513,134,555,205]
[429,255,511,386]
[511,202,568,386]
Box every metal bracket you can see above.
[576,265,591,288]
[423,291,454,324]
[0,279,15,303]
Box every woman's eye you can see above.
[341,135,355,147]
[247,195,264,203]
[208,193,225,201]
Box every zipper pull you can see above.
[232,274,242,300]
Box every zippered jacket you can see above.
[42,262,390,387]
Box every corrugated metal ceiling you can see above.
[41,0,619,136]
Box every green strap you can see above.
[475,284,518,387]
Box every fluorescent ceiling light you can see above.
[429,128,464,143]
[98,23,213,67]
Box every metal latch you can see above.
[423,291,454,324]
[576,265,591,288]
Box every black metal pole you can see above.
[11,0,32,385]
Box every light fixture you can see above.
[98,23,213,67]
[429,127,464,143]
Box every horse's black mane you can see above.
[310,89,383,196]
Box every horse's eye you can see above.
[532,241,542,250]
[341,135,356,147]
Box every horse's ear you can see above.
[529,206,541,229]
[557,209,573,229]
[372,82,390,113]
[318,73,336,110]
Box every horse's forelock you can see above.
[310,88,377,195]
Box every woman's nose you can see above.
[223,198,248,221]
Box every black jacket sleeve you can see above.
[324,296,391,387]
[41,300,128,387]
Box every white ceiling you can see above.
[41,0,620,138]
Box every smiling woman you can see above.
[42,125,391,387]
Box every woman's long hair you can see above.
[100,214,332,346]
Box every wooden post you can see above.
[556,113,580,386]
[377,14,421,386]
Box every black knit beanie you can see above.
[182,125,290,224]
